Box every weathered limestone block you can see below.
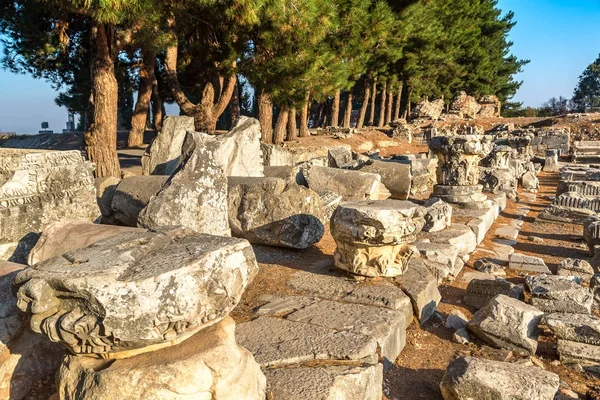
[391,124,413,143]
[57,316,266,400]
[545,313,600,368]
[526,275,593,314]
[557,258,594,282]
[141,116,194,175]
[448,92,482,119]
[394,258,441,323]
[320,191,343,222]
[419,224,477,259]
[508,253,551,273]
[27,220,144,266]
[558,180,600,197]
[197,117,264,177]
[440,356,560,400]
[479,145,517,199]
[0,261,65,400]
[303,165,384,201]
[328,146,354,169]
[263,165,305,185]
[543,149,559,172]
[138,131,230,236]
[477,95,501,118]
[236,316,379,367]
[521,171,539,190]
[411,99,445,120]
[423,198,453,232]
[584,216,600,254]
[94,176,121,220]
[463,278,524,309]
[14,230,258,356]
[264,364,383,400]
[358,160,412,200]
[429,135,493,208]
[467,294,544,355]
[331,200,426,277]
[415,241,459,277]
[111,175,169,227]
[285,299,407,362]
[0,149,100,262]
[227,177,325,249]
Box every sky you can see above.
[0,1,599,134]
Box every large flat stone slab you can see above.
[264,364,383,400]
[15,230,258,357]
[526,275,593,314]
[508,253,551,274]
[418,224,477,258]
[394,258,441,324]
[440,356,559,400]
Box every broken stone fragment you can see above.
[57,316,266,400]
[94,176,121,221]
[141,115,194,175]
[302,165,384,201]
[508,253,551,274]
[110,175,169,227]
[544,313,600,368]
[423,198,453,232]
[526,274,593,314]
[328,146,354,169]
[445,310,468,331]
[137,131,230,236]
[394,258,441,324]
[27,220,144,266]
[440,356,560,400]
[463,278,524,309]
[14,230,258,356]
[521,171,539,190]
[264,364,383,400]
[331,200,426,277]
[467,294,544,355]
[227,177,325,249]
[357,160,412,200]
[557,258,594,282]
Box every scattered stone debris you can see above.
[526,275,593,314]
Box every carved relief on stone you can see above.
[333,240,415,277]
[331,200,426,277]
[429,135,493,187]
[14,230,259,358]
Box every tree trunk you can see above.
[287,108,297,141]
[128,49,156,148]
[385,86,393,125]
[258,90,273,143]
[273,107,289,144]
[151,75,163,132]
[316,103,325,128]
[394,85,402,121]
[195,74,237,134]
[329,90,341,127]
[368,78,377,126]
[299,93,310,137]
[343,92,353,128]
[357,82,370,129]
[377,81,387,128]
[230,80,241,127]
[84,22,120,178]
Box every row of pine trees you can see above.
[0,0,527,177]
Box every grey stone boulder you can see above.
[522,171,539,190]
[227,177,325,249]
[440,356,559,400]
[111,175,169,227]
[57,316,266,400]
[526,274,593,314]
[27,220,143,266]
[357,160,412,200]
[141,115,194,175]
[394,258,441,324]
[14,229,259,356]
[445,310,469,331]
[467,294,544,355]
[138,131,230,236]
[303,165,384,201]
[264,364,382,400]
[544,313,600,368]
[557,258,594,282]
[463,278,524,309]
[423,198,452,232]
[194,116,264,177]
[328,146,354,169]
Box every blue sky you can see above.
[1,1,599,133]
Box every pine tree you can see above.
[572,54,600,112]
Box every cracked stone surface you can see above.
[264,364,383,400]
[394,258,441,324]
[440,356,560,400]
[526,275,593,314]
[14,229,258,356]
[509,253,551,273]
[419,224,477,258]
[463,278,524,309]
[467,294,543,355]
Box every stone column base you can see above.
[333,239,415,277]
[432,185,488,209]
